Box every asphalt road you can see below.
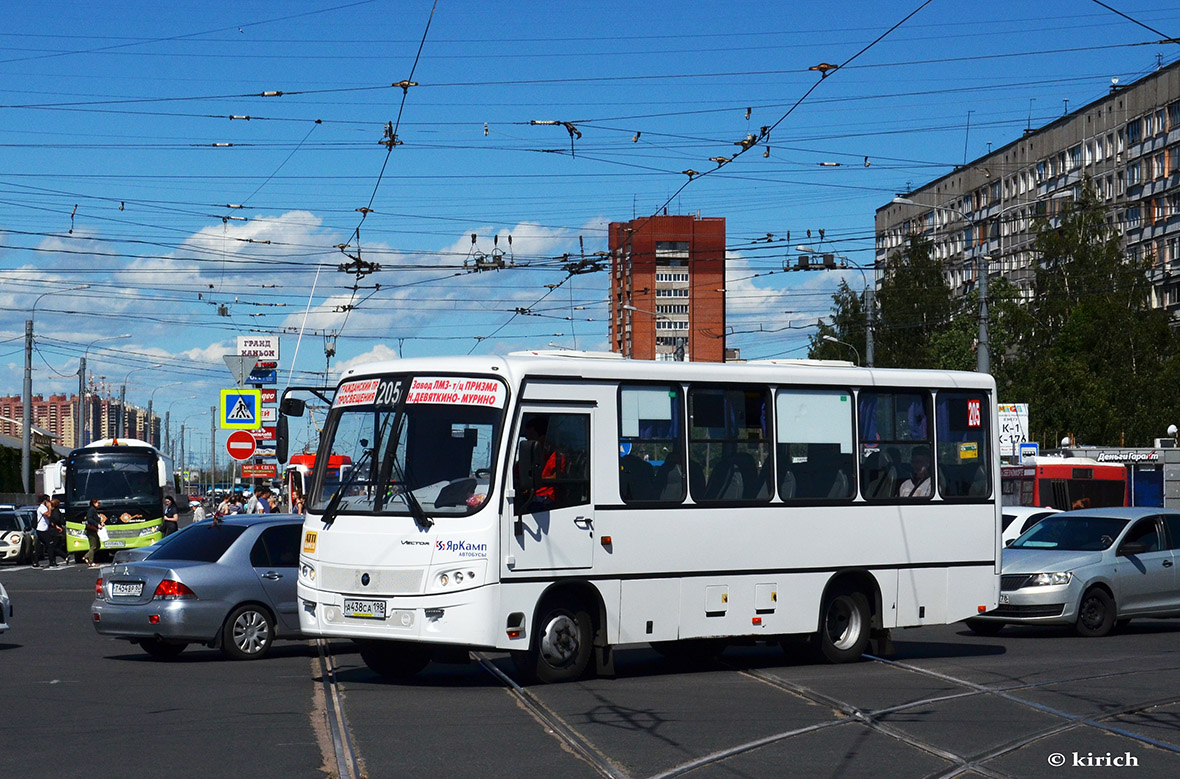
[4,561,1180,779]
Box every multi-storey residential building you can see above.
[608,214,727,362]
[0,393,158,449]
[876,60,1180,313]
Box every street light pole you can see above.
[147,381,181,449]
[822,334,862,365]
[118,363,162,439]
[164,396,197,458]
[77,333,130,448]
[22,284,89,492]
[796,247,875,367]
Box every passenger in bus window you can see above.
[519,416,562,512]
[898,446,932,498]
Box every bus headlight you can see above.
[300,562,317,583]
[435,569,478,589]
[1028,572,1072,586]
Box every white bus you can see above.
[290,352,1000,683]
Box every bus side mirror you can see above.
[276,398,306,466]
[276,416,289,465]
[280,397,306,417]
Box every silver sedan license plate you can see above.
[344,599,386,620]
[112,582,143,597]
[999,593,1010,605]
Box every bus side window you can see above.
[618,385,685,504]
[775,389,854,501]
[935,392,991,499]
[688,385,772,504]
[859,391,932,501]
[515,413,591,513]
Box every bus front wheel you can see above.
[357,639,431,680]
[514,602,593,684]
[814,588,870,663]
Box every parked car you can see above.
[1001,506,1061,547]
[0,581,10,632]
[968,508,1180,637]
[91,513,304,660]
[0,509,36,564]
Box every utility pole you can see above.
[210,411,215,490]
[21,319,33,493]
[76,357,86,448]
[978,255,990,374]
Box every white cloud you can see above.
[333,344,401,377]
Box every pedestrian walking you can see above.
[192,502,207,522]
[47,499,67,565]
[33,495,52,567]
[83,498,106,568]
[163,496,180,536]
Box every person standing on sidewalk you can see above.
[162,496,180,536]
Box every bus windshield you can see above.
[310,375,506,518]
[68,450,161,506]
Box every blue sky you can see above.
[1,0,1177,454]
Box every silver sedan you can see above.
[91,514,305,660]
[968,508,1180,637]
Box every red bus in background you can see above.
[284,453,351,511]
[1001,456,1128,510]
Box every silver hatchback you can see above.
[968,508,1180,637]
[91,514,304,659]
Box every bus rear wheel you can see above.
[356,639,432,681]
[514,602,593,684]
[814,588,870,663]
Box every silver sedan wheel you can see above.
[233,609,270,654]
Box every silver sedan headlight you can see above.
[1028,572,1072,586]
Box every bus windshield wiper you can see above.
[320,446,372,528]
[390,452,433,529]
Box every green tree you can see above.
[1007,180,1180,445]
[856,235,959,368]
[809,278,868,363]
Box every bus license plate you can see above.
[112,582,143,597]
[344,599,386,620]
[105,540,125,548]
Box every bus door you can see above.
[508,405,594,571]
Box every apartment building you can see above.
[608,214,727,362]
[876,60,1180,313]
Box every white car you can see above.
[1001,506,1061,547]
[0,581,11,633]
[0,509,36,564]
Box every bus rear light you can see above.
[752,617,762,626]
[601,536,612,548]
[153,580,196,600]
[978,605,987,613]
[507,629,522,639]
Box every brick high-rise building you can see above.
[0,393,157,449]
[609,214,726,362]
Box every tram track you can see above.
[317,639,362,779]
[472,651,629,779]
[316,641,1180,779]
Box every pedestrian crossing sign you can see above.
[220,388,262,430]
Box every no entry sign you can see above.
[226,429,257,461]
